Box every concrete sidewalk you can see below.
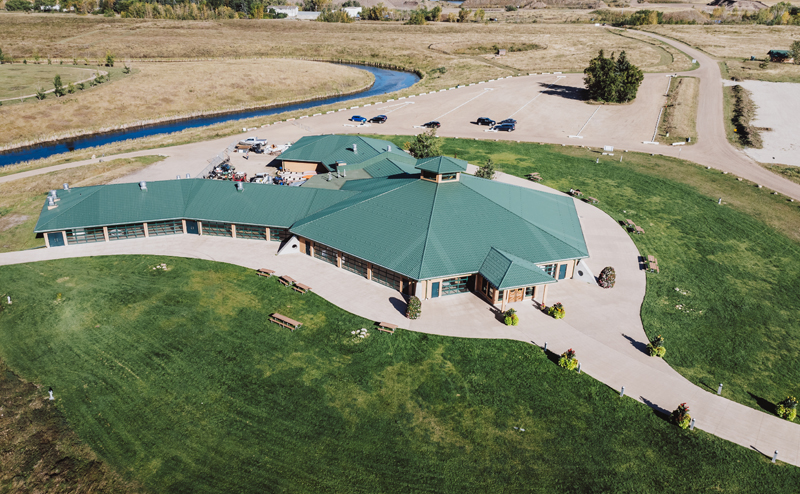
[2,175,799,467]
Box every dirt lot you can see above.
[0,59,372,150]
[728,80,800,166]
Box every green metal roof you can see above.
[278,134,412,171]
[34,179,357,233]
[291,174,588,281]
[479,248,556,290]
[415,156,468,174]
[768,50,791,56]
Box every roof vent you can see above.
[186,173,191,179]
[236,182,244,192]
[139,181,147,191]
[47,196,57,209]
[62,183,69,191]
[49,190,57,199]
[176,175,181,180]
[387,145,391,152]
[353,143,357,153]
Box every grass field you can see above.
[723,59,800,83]
[657,76,698,144]
[373,136,800,413]
[0,60,372,150]
[0,358,144,493]
[1,256,800,492]
[0,64,99,100]
[0,155,163,252]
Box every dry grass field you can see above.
[658,75,698,144]
[0,60,372,149]
[642,24,800,60]
[722,59,800,83]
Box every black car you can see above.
[369,115,388,124]
[494,123,515,132]
[499,118,517,125]
[422,121,441,128]
[476,117,495,126]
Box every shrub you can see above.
[598,266,615,288]
[123,64,131,74]
[35,87,46,100]
[5,0,33,11]
[77,82,85,91]
[776,396,798,421]
[505,4,517,10]
[669,403,692,429]
[406,296,421,319]
[558,348,578,370]
[647,334,666,357]
[105,51,115,67]
[546,302,565,319]
[67,82,76,94]
[503,308,519,326]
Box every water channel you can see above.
[0,63,420,167]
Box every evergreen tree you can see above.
[475,159,496,180]
[404,128,442,159]
[614,51,643,103]
[53,74,65,97]
[584,50,643,103]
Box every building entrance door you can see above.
[508,288,524,303]
[431,282,440,298]
[185,220,199,235]
[47,232,65,247]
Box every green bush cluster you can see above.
[503,308,518,326]
[406,296,421,320]
[669,403,692,429]
[598,266,615,288]
[558,348,578,371]
[546,302,565,319]
[776,396,798,421]
[647,335,667,358]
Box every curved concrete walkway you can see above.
[1,174,799,467]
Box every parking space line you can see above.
[505,76,564,119]
[574,106,601,137]
[431,88,494,121]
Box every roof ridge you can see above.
[35,186,105,231]
[462,177,585,258]
[417,181,441,280]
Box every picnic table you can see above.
[625,219,635,228]
[634,225,645,235]
[270,313,302,331]
[292,283,312,294]
[279,275,296,287]
[376,321,398,334]
[586,197,599,204]
[647,255,660,273]
[256,268,275,277]
[527,172,542,182]
[569,189,583,197]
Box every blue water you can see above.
[0,64,420,167]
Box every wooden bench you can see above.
[586,197,599,204]
[569,189,583,197]
[376,321,398,334]
[256,268,275,277]
[634,225,645,235]
[527,173,542,182]
[270,313,302,331]
[625,219,635,228]
[647,255,660,273]
[279,275,296,287]
[292,283,311,294]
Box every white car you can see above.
[240,137,267,146]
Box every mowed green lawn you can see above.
[0,64,98,99]
[1,256,799,493]
[395,136,800,414]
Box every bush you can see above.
[558,348,578,371]
[598,266,615,288]
[776,396,798,421]
[405,10,426,24]
[505,5,517,11]
[406,296,421,319]
[546,302,565,319]
[35,87,46,100]
[669,403,692,429]
[503,308,519,326]
[5,0,33,11]
[105,51,115,67]
[647,335,666,357]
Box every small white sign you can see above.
[603,145,614,152]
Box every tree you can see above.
[475,159,495,180]
[35,87,47,100]
[362,2,387,20]
[53,74,65,97]
[404,128,442,158]
[5,0,34,10]
[405,9,425,24]
[791,40,800,65]
[475,8,485,22]
[105,51,115,67]
[584,50,643,103]
[341,0,360,6]
[457,7,470,22]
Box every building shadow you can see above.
[747,392,775,415]
[539,83,588,101]
[640,396,671,420]
[622,333,649,355]
[388,297,407,316]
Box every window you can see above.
[235,224,267,240]
[342,254,368,278]
[421,170,437,181]
[202,221,232,237]
[148,220,183,236]
[107,223,145,241]
[441,276,469,295]
[66,227,105,245]
[269,227,289,242]
[481,277,489,295]
[313,243,338,266]
[440,172,458,181]
[371,265,402,291]
[542,264,557,277]
[525,286,534,298]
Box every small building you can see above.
[767,50,794,63]
[497,49,507,57]
[271,6,298,17]
[296,11,321,20]
[343,6,362,17]
[34,135,588,310]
